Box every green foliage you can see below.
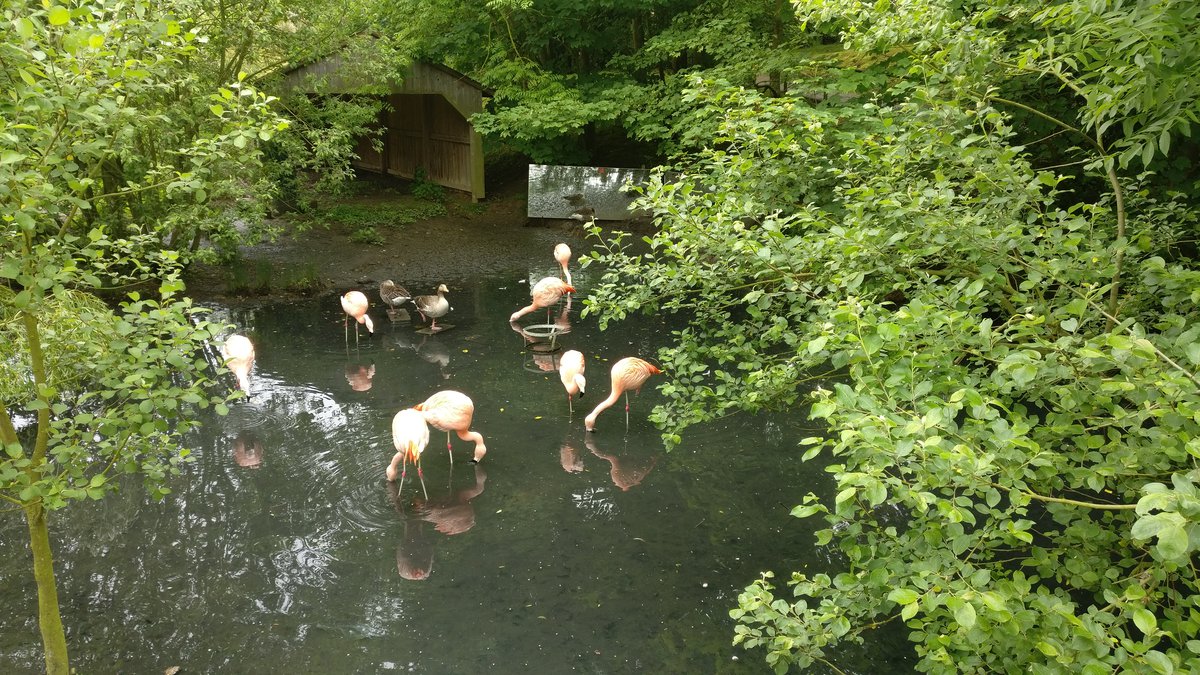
[1,0,289,267]
[348,225,385,246]
[581,2,1200,667]
[410,167,447,202]
[0,0,298,669]
[301,200,448,229]
[384,0,822,162]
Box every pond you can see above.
[0,260,913,673]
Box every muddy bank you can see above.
[183,176,603,304]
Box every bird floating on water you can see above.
[585,357,662,432]
[413,284,451,332]
[415,390,488,463]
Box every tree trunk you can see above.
[24,502,69,675]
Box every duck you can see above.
[413,284,451,331]
[569,206,596,223]
[379,280,412,309]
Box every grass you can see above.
[295,197,450,246]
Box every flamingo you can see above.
[415,390,488,463]
[388,408,430,499]
[340,290,374,345]
[558,349,586,414]
[510,277,575,323]
[413,284,451,332]
[584,357,663,432]
[554,243,573,285]
[221,334,255,393]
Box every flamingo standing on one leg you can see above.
[388,408,430,499]
[585,357,663,432]
[558,349,586,414]
[341,290,374,346]
[510,277,575,323]
[415,390,488,463]
[413,284,451,332]
[554,243,573,286]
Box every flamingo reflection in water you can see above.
[232,431,264,469]
[585,434,659,491]
[344,362,375,392]
[584,357,663,432]
[559,441,585,474]
[387,481,436,581]
[414,463,487,535]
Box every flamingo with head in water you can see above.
[221,334,255,394]
[510,277,575,323]
[340,290,374,345]
[554,243,573,286]
[388,408,430,499]
[415,390,488,463]
[558,349,586,414]
[585,357,662,432]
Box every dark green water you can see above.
[1,266,912,673]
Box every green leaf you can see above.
[954,600,976,629]
[1133,608,1157,635]
[48,6,70,25]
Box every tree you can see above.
[582,0,1200,672]
[381,0,817,163]
[0,1,285,672]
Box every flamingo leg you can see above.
[446,431,453,465]
[568,393,574,415]
[417,460,428,500]
[398,455,409,499]
[625,391,630,431]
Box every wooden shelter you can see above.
[281,59,488,201]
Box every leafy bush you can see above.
[583,7,1200,667]
[410,167,446,202]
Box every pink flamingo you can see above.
[554,243,573,285]
[221,334,255,393]
[415,390,488,463]
[585,357,663,432]
[558,349,586,414]
[388,408,430,499]
[340,290,374,345]
[510,277,575,322]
